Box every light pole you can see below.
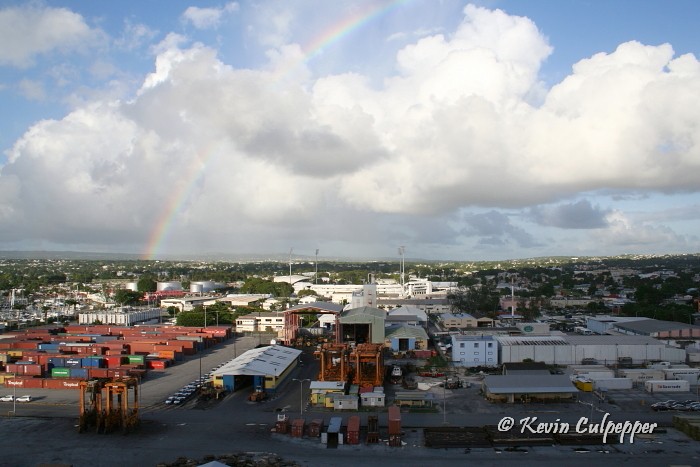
[292,378,310,416]
[315,249,319,284]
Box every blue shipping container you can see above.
[81,357,104,368]
[69,367,89,379]
[47,357,66,367]
[38,343,61,351]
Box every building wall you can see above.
[451,337,497,367]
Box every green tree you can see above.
[137,276,158,293]
[113,289,143,306]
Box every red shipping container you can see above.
[12,342,39,350]
[88,368,110,378]
[23,364,44,376]
[346,416,360,445]
[388,406,401,435]
[291,419,305,438]
[43,378,82,390]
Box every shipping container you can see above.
[43,378,82,390]
[346,416,360,445]
[291,419,305,438]
[308,419,323,438]
[618,369,665,382]
[388,405,401,435]
[127,355,145,364]
[644,379,690,393]
[51,367,71,378]
[593,378,633,390]
[69,367,88,379]
[81,357,104,368]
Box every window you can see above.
[473,343,479,348]
[460,343,465,348]
[488,352,493,355]
[487,343,493,348]
[474,352,479,355]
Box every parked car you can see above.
[0,395,14,402]
[16,395,32,403]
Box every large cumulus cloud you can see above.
[1,4,699,258]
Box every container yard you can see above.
[0,325,233,390]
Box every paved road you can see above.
[1,338,699,467]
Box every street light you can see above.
[292,378,310,416]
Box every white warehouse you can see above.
[497,335,686,365]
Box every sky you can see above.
[0,0,699,262]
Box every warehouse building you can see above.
[497,334,686,365]
[78,307,163,326]
[612,319,700,339]
[482,375,579,403]
[338,306,386,344]
[211,345,301,393]
[384,325,429,352]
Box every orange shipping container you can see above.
[43,378,82,390]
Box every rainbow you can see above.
[142,0,414,259]
[303,0,413,62]
[142,143,218,260]
[273,0,414,81]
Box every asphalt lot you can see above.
[1,340,700,467]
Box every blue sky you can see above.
[0,0,699,261]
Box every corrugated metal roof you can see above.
[564,335,662,345]
[286,302,344,313]
[384,324,429,340]
[614,319,700,334]
[339,306,386,323]
[496,336,569,346]
[212,345,301,377]
[483,375,579,394]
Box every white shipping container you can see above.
[575,371,615,380]
[593,378,633,390]
[644,379,690,393]
[618,369,666,382]
[648,362,672,369]
[663,368,700,378]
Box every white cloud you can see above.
[115,20,158,51]
[1,5,699,258]
[181,2,239,30]
[17,79,45,101]
[0,4,102,67]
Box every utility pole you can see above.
[398,246,406,296]
[292,378,310,416]
[315,249,319,284]
[289,248,293,294]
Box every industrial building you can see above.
[450,335,498,367]
[211,345,302,393]
[612,319,700,339]
[384,324,430,352]
[77,308,163,326]
[496,334,686,365]
[482,375,579,403]
[338,306,386,345]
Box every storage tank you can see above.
[157,281,183,291]
[190,280,223,293]
[125,282,138,292]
